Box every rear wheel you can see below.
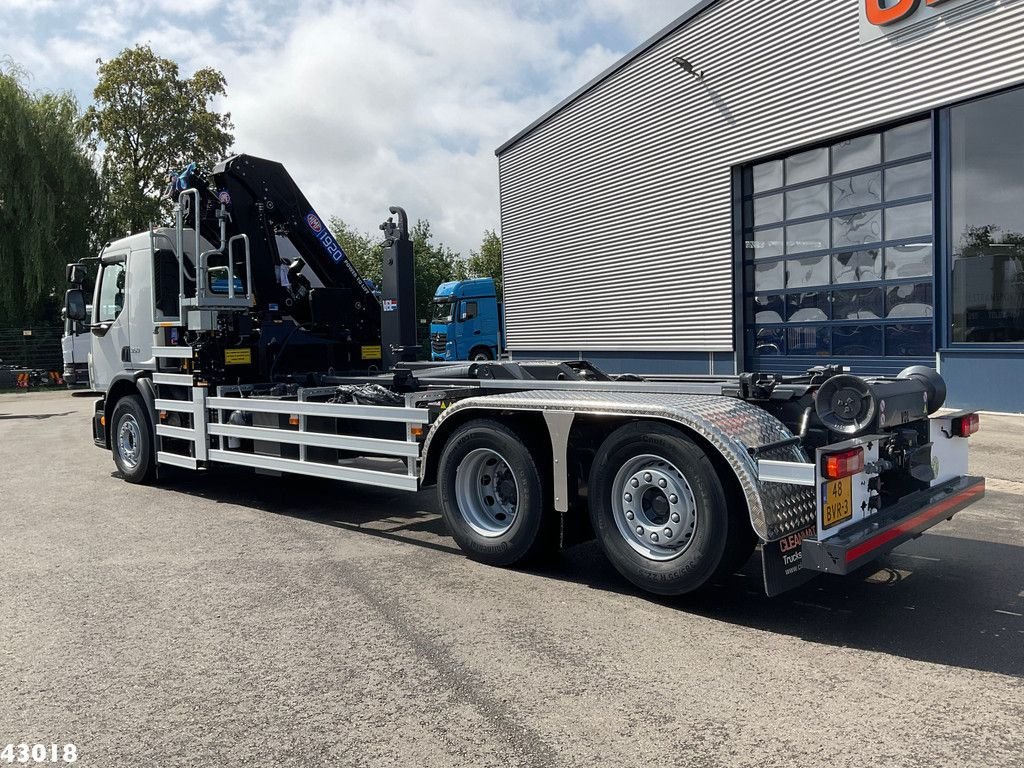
[589,422,732,595]
[438,419,549,566]
[111,394,156,484]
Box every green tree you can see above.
[328,216,467,349]
[328,217,383,286]
[410,219,465,334]
[0,65,99,324]
[84,45,234,240]
[467,229,502,295]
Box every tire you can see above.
[588,422,732,596]
[469,346,494,362]
[110,394,156,484]
[437,419,549,566]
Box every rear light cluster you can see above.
[951,412,980,438]
[822,447,865,480]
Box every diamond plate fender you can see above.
[421,390,816,541]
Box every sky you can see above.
[0,0,698,256]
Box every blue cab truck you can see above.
[430,278,504,361]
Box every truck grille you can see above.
[431,333,447,354]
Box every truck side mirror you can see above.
[65,288,87,322]
[66,263,87,286]
[460,312,468,321]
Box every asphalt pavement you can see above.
[1,391,1022,767]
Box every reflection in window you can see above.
[97,263,126,323]
[950,87,1024,343]
[747,228,784,259]
[750,327,786,356]
[785,219,829,254]
[887,283,933,318]
[754,193,784,226]
[753,160,784,193]
[885,120,931,162]
[832,134,880,174]
[788,326,830,356]
[833,249,881,283]
[886,324,933,356]
[885,160,931,201]
[786,183,829,219]
[833,287,883,320]
[787,292,829,322]
[832,172,881,211]
[786,147,828,185]
[885,201,932,241]
[744,116,936,364]
[751,294,785,323]
[786,255,829,288]
[834,209,881,248]
[885,244,933,279]
[833,325,883,356]
[755,260,785,292]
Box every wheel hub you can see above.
[454,448,520,538]
[117,415,142,470]
[612,455,697,561]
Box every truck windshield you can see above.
[432,301,454,323]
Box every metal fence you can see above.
[0,326,63,370]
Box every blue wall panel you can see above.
[940,351,1024,413]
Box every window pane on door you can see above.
[97,263,126,322]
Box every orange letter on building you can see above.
[865,0,921,26]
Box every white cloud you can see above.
[0,0,695,254]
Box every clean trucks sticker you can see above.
[305,211,348,264]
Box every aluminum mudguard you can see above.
[421,390,816,542]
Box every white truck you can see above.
[61,305,92,386]
[64,155,985,597]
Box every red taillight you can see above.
[823,447,865,480]
[953,412,980,438]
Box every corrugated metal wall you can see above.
[498,0,1024,353]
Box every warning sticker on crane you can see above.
[361,346,382,360]
[224,348,252,365]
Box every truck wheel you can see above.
[438,419,549,566]
[588,422,730,596]
[469,347,493,362]
[111,395,156,484]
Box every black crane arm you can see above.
[174,154,378,311]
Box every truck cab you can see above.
[430,278,503,361]
[61,304,92,386]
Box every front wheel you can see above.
[469,346,494,362]
[588,422,731,596]
[437,419,550,566]
[111,394,156,484]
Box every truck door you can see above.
[462,299,480,356]
[90,254,131,391]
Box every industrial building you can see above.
[496,0,1024,412]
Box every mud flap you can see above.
[761,524,818,597]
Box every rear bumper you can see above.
[801,475,985,575]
